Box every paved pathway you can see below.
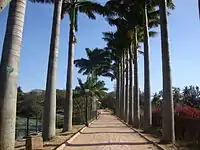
[63,110,158,150]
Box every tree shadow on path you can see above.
[65,141,150,147]
[80,131,136,134]
[88,126,128,128]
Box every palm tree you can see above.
[0,0,26,149]
[125,49,129,123]
[121,51,125,120]
[128,44,133,125]
[43,0,63,141]
[159,0,175,143]
[74,48,112,76]
[61,0,106,131]
[30,0,63,140]
[132,26,140,128]
[76,75,108,124]
[102,30,129,121]
[116,61,121,117]
[76,75,108,101]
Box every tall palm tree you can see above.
[159,0,175,143]
[105,0,143,126]
[61,0,107,131]
[133,26,140,128]
[143,1,152,131]
[116,61,121,117]
[128,44,133,125]
[0,0,26,149]
[76,75,108,123]
[31,0,63,140]
[121,51,126,120]
[125,49,129,123]
[104,31,128,121]
[43,0,63,141]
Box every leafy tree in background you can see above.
[17,90,44,136]
[172,87,182,106]
[152,92,162,107]
[101,91,115,110]
[183,86,200,108]
[56,90,65,113]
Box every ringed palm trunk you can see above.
[0,0,26,149]
[115,67,118,116]
[63,8,76,132]
[120,56,125,120]
[116,63,121,117]
[122,52,126,121]
[125,50,129,123]
[128,45,133,125]
[120,61,123,119]
[133,27,140,128]
[42,0,63,141]
[143,3,152,131]
[159,0,175,143]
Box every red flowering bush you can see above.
[177,105,200,119]
[152,107,161,112]
[152,104,200,119]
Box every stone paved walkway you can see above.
[63,110,158,150]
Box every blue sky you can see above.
[0,0,200,94]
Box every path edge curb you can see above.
[55,118,98,150]
[115,116,166,150]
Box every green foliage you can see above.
[152,85,200,109]
[100,91,115,110]
[17,89,44,118]
[56,114,64,128]
[76,75,108,99]
[152,92,162,106]
[183,85,200,108]
[74,48,112,76]
[56,89,65,113]
[61,0,108,31]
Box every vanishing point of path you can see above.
[63,110,159,150]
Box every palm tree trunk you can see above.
[128,45,133,125]
[42,0,62,141]
[63,8,76,132]
[0,0,26,149]
[133,27,140,128]
[120,56,125,120]
[143,3,152,131]
[125,50,129,123]
[85,95,89,126]
[116,63,121,117]
[122,52,126,121]
[26,116,30,136]
[120,61,123,119]
[159,0,175,143]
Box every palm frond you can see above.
[78,1,106,19]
